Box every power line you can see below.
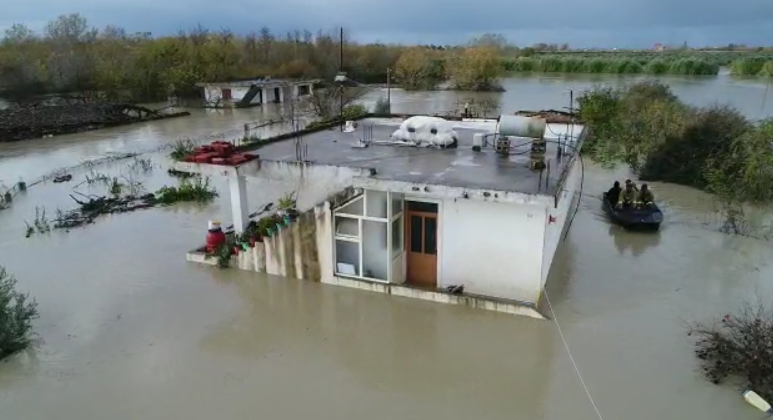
[544,288,605,420]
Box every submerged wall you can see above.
[186,189,355,281]
[440,198,547,303]
[540,157,582,286]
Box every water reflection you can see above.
[609,225,662,257]
[202,273,558,419]
[2,75,773,420]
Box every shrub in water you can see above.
[689,301,773,401]
[0,266,39,360]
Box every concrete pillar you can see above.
[278,87,285,103]
[293,85,299,100]
[261,88,269,105]
[229,176,249,234]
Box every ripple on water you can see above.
[2,83,773,419]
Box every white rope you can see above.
[543,289,605,420]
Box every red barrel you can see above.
[206,222,226,253]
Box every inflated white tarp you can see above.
[390,116,459,148]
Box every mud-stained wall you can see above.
[188,188,358,282]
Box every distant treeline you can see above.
[1,14,771,105]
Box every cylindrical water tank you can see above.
[497,115,547,138]
[473,133,484,147]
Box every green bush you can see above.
[578,80,773,203]
[502,54,720,75]
[0,266,39,360]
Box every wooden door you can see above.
[221,88,232,100]
[405,207,438,288]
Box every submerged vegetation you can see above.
[689,301,773,402]
[0,266,39,360]
[156,177,218,204]
[578,80,773,237]
[24,156,218,236]
[504,55,720,75]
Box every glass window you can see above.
[335,217,359,238]
[335,240,360,276]
[390,192,403,216]
[391,216,403,255]
[407,201,438,213]
[336,197,363,215]
[362,220,388,280]
[424,217,437,255]
[409,215,423,253]
[365,190,388,219]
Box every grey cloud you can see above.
[1,0,772,47]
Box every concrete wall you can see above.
[202,84,312,106]
[203,86,253,104]
[187,196,343,282]
[438,198,547,303]
[540,157,582,285]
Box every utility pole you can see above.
[339,27,344,131]
[386,67,391,114]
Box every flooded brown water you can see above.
[1,75,772,420]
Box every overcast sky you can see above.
[2,0,773,48]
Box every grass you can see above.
[24,206,51,237]
[169,138,196,161]
[503,55,720,75]
[155,177,218,204]
[502,51,773,76]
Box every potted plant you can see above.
[277,191,297,217]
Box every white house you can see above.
[195,78,317,108]
[176,115,585,318]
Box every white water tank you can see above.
[497,115,547,138]
[473,133,484,147]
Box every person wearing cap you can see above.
[638,183,654,206]
[617,180,638,208]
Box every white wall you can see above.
[439,198,547,303]
[203,86,259,104]
[540,158,582,285]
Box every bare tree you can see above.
[300,85,368,120]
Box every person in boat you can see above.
[638,183,654,206]
[617,181,638,209]
[606,181,622,206]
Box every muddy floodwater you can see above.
[1,75,773,420]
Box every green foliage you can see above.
[0,14,403,103]
[306,104,369,130]
[277,191,296,210]
[729,57,771,75]
[155,177,218,204]
[578,81,773,209]
[169,138,196,161]
[503,55,719,75]
[394,47,446,90]
[341,104,368,119]
[372,96,391,114]
[0,266,39,360]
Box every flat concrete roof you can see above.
[196,79,318,88]
[250,118,585,196]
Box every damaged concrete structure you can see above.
[196,78,317,108]
[176,115,586,318]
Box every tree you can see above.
[301,85,368,120]
[0,266,39,360]
[689,300,773,401]
[394,47,443,90]
[445,45,503,91]
[578,81,773,238]
[470,33,508,49]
